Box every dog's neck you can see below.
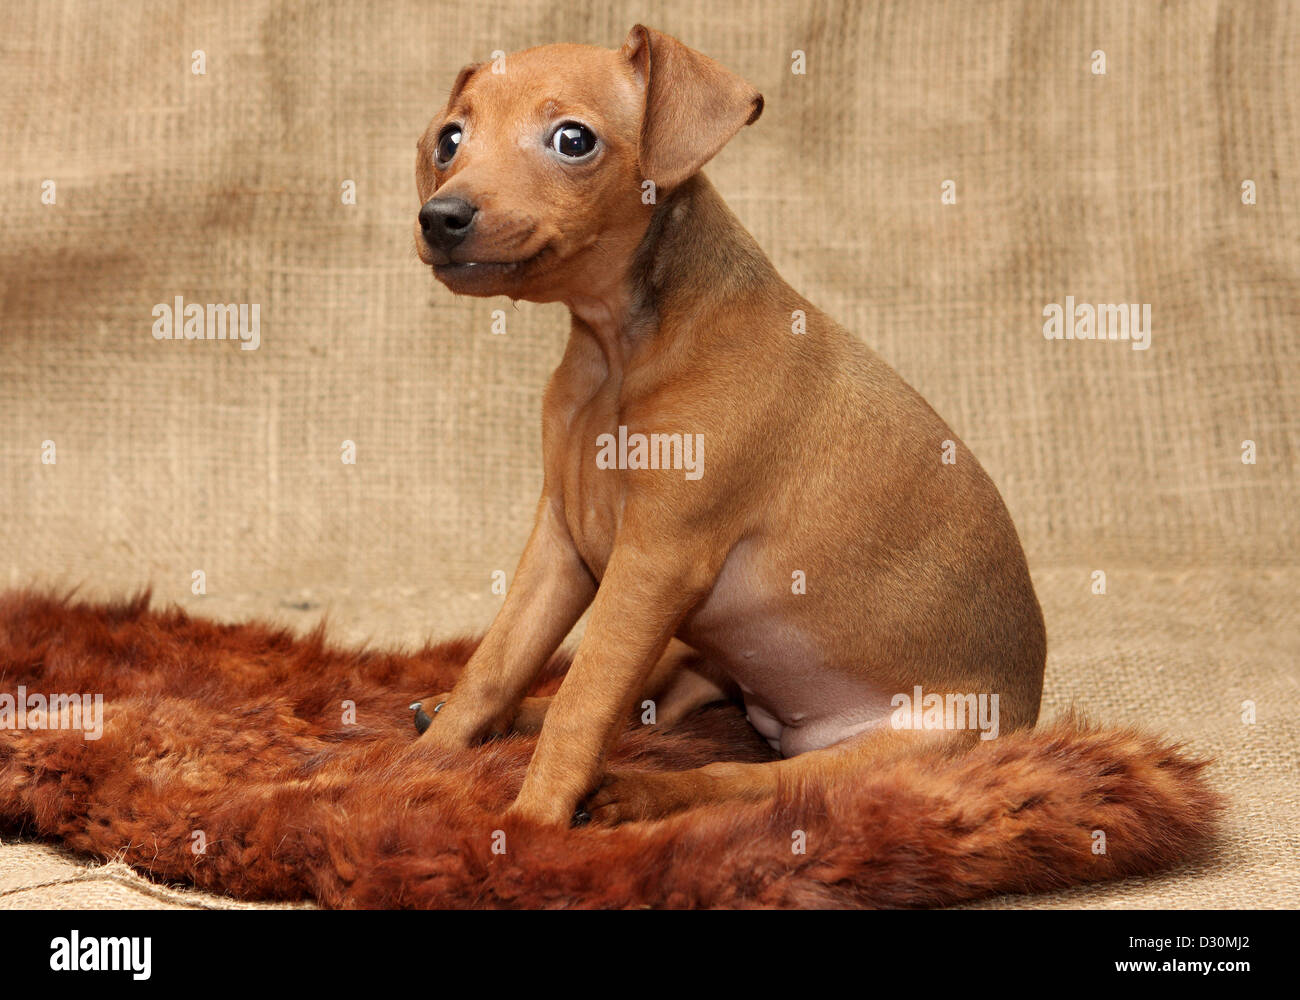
[564,174,778,370]
[634,173,776,308]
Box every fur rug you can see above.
[0,590,1221,908]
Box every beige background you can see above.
[1,0,1296,908]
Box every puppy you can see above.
[411,25,1045,826]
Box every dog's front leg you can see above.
[505,542,713,825]
[419,498,595,749]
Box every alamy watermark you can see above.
[50,931,150,980]
[0,687,104,740]
[151,295,260,350]
[1042,296,1151,350]
[595,425,704,480]
[890,685,1000,740]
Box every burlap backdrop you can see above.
[1,0,1296,908]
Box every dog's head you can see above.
[414,25,762,302]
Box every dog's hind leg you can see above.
[583,725,977,825]
[506,639,733,734]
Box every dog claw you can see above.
[411,699,447,735]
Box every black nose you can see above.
[419,196,477,253]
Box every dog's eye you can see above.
[551,122,597,158]
[434,126,462,168]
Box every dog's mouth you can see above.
[431,246,548,289]
[435,259,523,275]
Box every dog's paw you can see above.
[583,770,693,825]
[411,696,513,748]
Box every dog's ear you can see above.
[444,62,482,111]
[622,25,763,193]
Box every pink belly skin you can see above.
[681,537,900,758]
[742,686,893,757]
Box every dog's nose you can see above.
[419,196,477,253]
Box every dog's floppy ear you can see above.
[622,25,763,193]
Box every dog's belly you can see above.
[681,541,896,758]
[738,689,890,758]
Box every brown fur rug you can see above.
[0,590,1221,908]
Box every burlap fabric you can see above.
[1,0,1295,908]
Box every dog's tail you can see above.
[723,713,1223,908]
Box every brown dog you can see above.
[411,25,1045,826]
